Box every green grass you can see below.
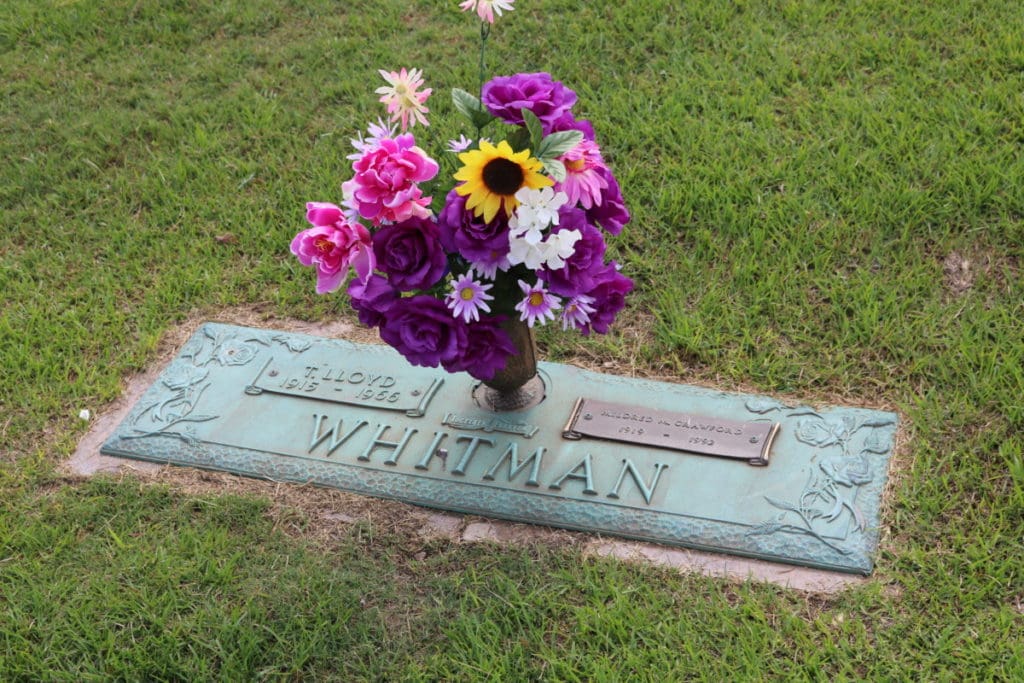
[2,0,1023,679]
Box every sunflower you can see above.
[453,140,553,223]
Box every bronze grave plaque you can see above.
[563,398,780,466]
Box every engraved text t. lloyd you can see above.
[246,358,444,417]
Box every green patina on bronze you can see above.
[101,323,899,575]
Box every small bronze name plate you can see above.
[562,398,779,466]
[245,357,444,417]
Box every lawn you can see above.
[2,0,1022,679]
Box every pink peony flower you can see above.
[343,134,440,226]
[291,202,375,294]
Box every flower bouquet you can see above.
[291,1,632,404]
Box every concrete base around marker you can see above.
[66,347,867,594]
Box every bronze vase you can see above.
[475,318,545,412]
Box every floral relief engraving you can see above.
[123,326,309,444]
[745,401,896,555]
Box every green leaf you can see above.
[505,127,532,153]
[536,130,584,161]
[522,109,544,150]
[452,88,481,119]
[452,88,496,129]
[542,158,567,183]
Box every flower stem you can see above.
[477,21,490,105]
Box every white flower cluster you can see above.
[507,187,581,270]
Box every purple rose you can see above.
[548,112,596,141]
[379,296,467,368]
[539,208,606,298]
[585,167,630,236]
[580,262,633,335]
[442,316,516,381]
[482,72,578,133]
[347,274,398,327]
[372,216,448,291]
[437,189,511,263]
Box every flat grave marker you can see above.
[102,322,899,574]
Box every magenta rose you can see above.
[580,262,633,335]
[442,316,516,381]
[372,215,448,291]
[481,72,578,133]
[290,202,374,294]
[342,133,439,226]
[379,295,467,368]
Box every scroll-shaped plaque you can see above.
[245,357,444,417]
[562,398,779,466]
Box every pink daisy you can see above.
[459,0,515,24]
[446,272,494,323]
[448,134,474,153]
[560,295,596,330]
[376,67,432,131]
[515,280,561,328]
[469,250,511,280]
[347,118,398,160]
[556,139,610,209]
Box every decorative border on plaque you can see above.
[101,432,876,574]
[562,397,779,466]
[121,324,312,444]
[744,399,897,555]
[245,357,444,417]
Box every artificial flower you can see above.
[295,8,633,379]
[509,206,582,271]
[371,216,448,291]
[291,202,374,294]
[561,295,596,331]
[579,262,634,335]
[515,280,561,327]
[446,272,494,323]
[348,117,398,160]
[507,232,547,270]
[442,316,516,381]
[347,274,398,327]
[379,295,467,368]
[508,186,568,243]
[539,211,606,297]
[469,250,511,279]
[447,134,474,153]
[556,139,609,209]
[343,133,439,226]
[535,228,581,270]
[376,68,431,130]
[454,140,552,223]
[459,0,515,24]
[482,72,578,133]
[437,189,511,263]
[584,166,630,235]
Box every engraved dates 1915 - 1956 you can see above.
[246,359,445,417]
